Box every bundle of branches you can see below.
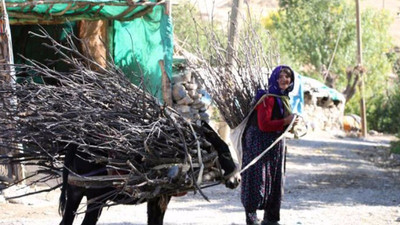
[177,6,280,128]
[0,30,224,200]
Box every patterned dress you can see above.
[241,113,286,222]
[241,65,294,224]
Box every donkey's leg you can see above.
[147,195,172,225]
[80,202,104,225]
[81,190,108,225]
[59,186,84,225]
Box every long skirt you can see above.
[241,125,286,221]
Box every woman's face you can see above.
[277,71,292,90]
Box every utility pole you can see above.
[356,0,367,137]
[227,0,241,66]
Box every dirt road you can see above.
[1,132,399,225]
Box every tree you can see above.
[172,2,226,56]
[264,0,394,129]
[267,0,355,82]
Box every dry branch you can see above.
[180,6,280,128]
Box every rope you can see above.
[239,114,299,174]
[325,16,345,79]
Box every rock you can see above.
[183,83,198,90]
[190,108,199,115]
[174,105,191,114]
[199,106,207,112]
[368,130,379,135]
[389,153,400,161]
[187,90,199,99]
[180,113,192,119]
[172,70,191,83]
[176,96,194,105]
[192,113,200,120]
[192,99,205,109]
[199,112,210,121]
[172,83,187,101]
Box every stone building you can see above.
[292,74,345,134]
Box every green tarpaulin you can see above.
[6,0,161,23]
[7,0,174,102]
[113,5,173,100]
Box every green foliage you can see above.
[387,50,400,77]
[343,9,394,132]
[368,81,400,133]
[265,0,396,132]
[172,3,278,70]
[390,139,400,154]
[266,0,355,80]
[238,9,280,69]
[266,0,393,86]
[171,2,226,55]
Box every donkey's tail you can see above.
[58,165,69,215]
[59,145,76,215]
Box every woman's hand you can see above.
[284,114,299,125]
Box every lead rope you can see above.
[239,114,300,174]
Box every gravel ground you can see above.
[1,131,399,225]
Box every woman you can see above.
[241,65,296,225]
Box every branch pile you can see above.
[0,30,224,200]
[177,7,280,128]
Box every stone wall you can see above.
[171,69,211,122]
[302,91,344,132]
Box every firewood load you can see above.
[0,31,227,200]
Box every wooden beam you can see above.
[6,0,165,25]
[159,60,173,107]
[0,0,24,183]
[78,20,108,70]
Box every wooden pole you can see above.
[227,0,241,66]
[160,0,172,107]
[356,0,367,137]
[0,0,25,182]
[160,60,173,107]
[78,20,108,70]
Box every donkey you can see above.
[59,120,240,225]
